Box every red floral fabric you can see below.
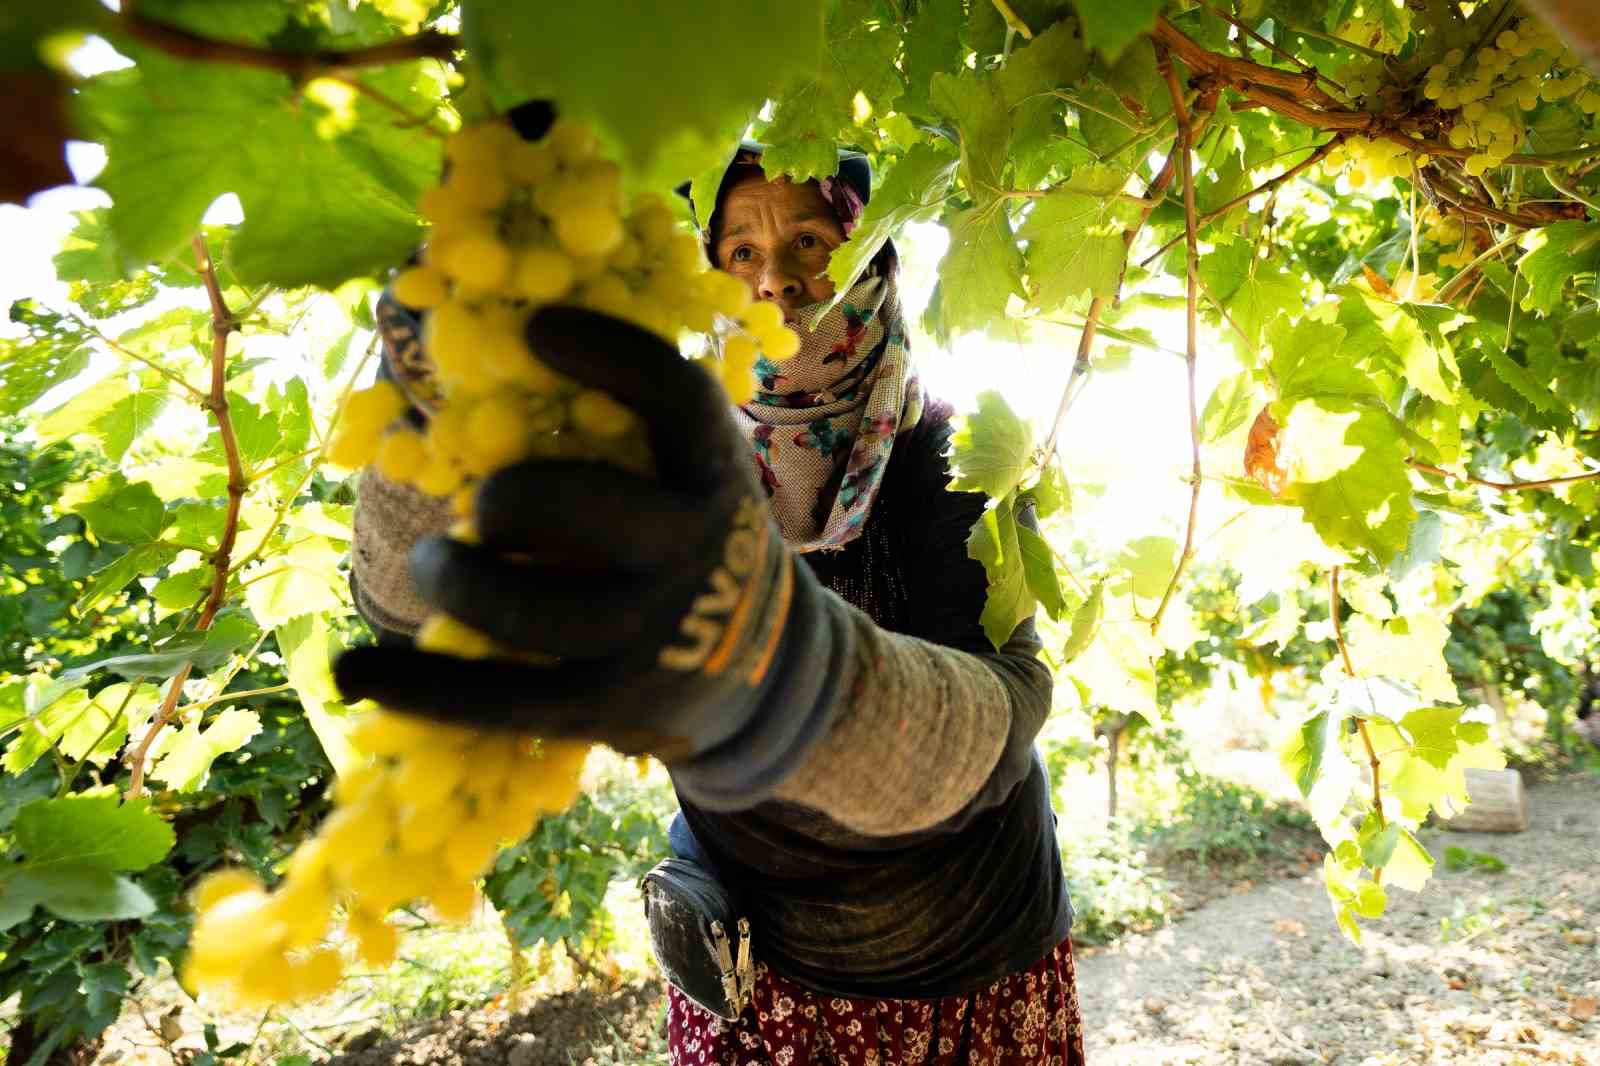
[666,936,1086,1065]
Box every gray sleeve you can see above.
[349,469,453,637]
[766,601,1026,835]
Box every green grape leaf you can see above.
[462,1,822,185]
[1281,704,1359,832]
[1020,174,1141,311]
[901,0,966,116]
[1383,828,1435,893]
[61,617,255,682]
[277,614,363,776]
[1268,318,1378,403]
[1074,0,1168,59]
[1199,371,1254,443]
[1116,535,1178,602]
[1024,462,1071,519]
[75,543,179,616]
[1276,398,1416,564]
[1357,813,1399,869]
[947,390,1035,499]
[1482,349,1561,414]
[79,54,442,287]
[1060,582,1104,664]
[53,209,140,283]
[826,142,958,292]
[73,479,167,546]
[1017,522,1066,620]
[241,537,348,627]
[1374,707,1507,822]
[0,312,94,416]
[0,866,156,932]
[1345,612,1457,704]
[1519,221,1600,312]
[13,791,174,871]
[760,0,903,182]
[931,70,1012,200]
[147,708,262,792]
[994,19,1092,185]
[932,204,1025,339]
[967,496,1037,650]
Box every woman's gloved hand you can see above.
[334,306,803,760]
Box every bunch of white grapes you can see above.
[1420,17,1596,175]
[1322,9,1596,188]
[185,117,797,1007]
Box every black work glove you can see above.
[333,307,812,760]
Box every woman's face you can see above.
[714,172,847,323]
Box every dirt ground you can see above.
[91,772,1597,1066]
[1076,771,1599,1065]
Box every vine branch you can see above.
[1141,135,1345,268]
[118,13,457,76]
[125,235,247,798]
[1331,567,1387,844]
[1149,46,1204,637]
[1040,104,1215,466]
[1407,460,1600,491]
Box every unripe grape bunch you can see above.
[184,117,796,1008]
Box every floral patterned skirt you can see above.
[666,936,1086,1065]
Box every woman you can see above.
[335,136,1084,1064]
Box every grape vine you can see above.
[2,0,1599,1056]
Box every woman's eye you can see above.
[796,234,818,250]
[731,246,754,262]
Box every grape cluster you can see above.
[1322,10,1596,189]
[183,716,588,1008]
[1421,17,1594,175]
[188,118,795,1007]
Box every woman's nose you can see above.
[758,259,802,301]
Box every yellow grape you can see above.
[555,205,626,258]
[192,117,769,1011]
[436,234,514,291]
[515,248,576,301]
[375,428,428,483]
[392,265,450,308]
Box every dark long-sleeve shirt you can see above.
[667,401,1072,999]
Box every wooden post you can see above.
[1439,768,1529,833]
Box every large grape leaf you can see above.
[277,614,363,776]
[147,708,262,792]
[1020,167,1140,311]
[900,0,966,117]
[931,204,1025,339]
[0,791,172,930]
[242,537,348,627]
[1519,221,1600,312]
[1268,317,1380,403]
[78,52,442,287]
[966,496,1036,650]
[931,70,1012,200]
[1074,0,1169,60]
[1368,707,1506,823]
[73,478,167,546]
[13,791,174,871]
[1344,612,1458,704]
[1276,398,1416,564]
[947,390,1035,499]
[0,302,93,416]
[994,19,1092,187]
[462,1,823,185]
[1199,241,1301,356]
[826,142,958,292]
[760,0,903,182]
